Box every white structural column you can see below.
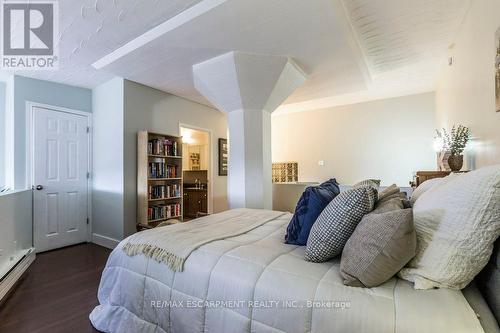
[193,51,306,209]
[227,108,272,208]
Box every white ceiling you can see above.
[9,0,470,113]
[94,0,369,108]
[9,0,204,87]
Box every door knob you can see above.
[36,185,44,190]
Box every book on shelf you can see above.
[148,138,179,157]
[148,203,181,221]
[148,162,179,179]
[148,184,181,199]
[139,131,184,227]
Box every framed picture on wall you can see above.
[218,138,228,176]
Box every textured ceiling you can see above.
[275,0,471,113]
[6,0,471,113]
[93,0,370,107]
[343,0,470,75]
[9,0,203,88]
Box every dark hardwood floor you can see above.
[0,243,111,333]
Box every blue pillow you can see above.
[285,179,340,245]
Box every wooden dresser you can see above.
[410,171,451,188]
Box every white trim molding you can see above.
[92,233,120,250]
[3,74,14,190]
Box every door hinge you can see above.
[86,126,91,133]
[86,218,89,225]
[87,172,90,179]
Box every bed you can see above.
[89,209,494,333]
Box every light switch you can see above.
[318,160,325,166]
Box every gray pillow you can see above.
[305,186,377,262]
[353,179,381,189]
[378,184,399,201]
[340,208,416,287]
[372,197,405,214]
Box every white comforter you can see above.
[90,210,484,333]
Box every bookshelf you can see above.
[138,131,183,227]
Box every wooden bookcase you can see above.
[137,131,183,227]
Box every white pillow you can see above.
[410,173,460,205]
[399,165,500,289]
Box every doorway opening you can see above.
[180,125,212,219]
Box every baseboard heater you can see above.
[0,248,36,302]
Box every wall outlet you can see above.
[318,160,325,166]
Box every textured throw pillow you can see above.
[377,184,399,201]
[409,178,442,205]
[409,173,460,206]
[305,186,377,262]
[373,195,406,214]
[354,179,381,189]
[399,165,500,289]
[373,185,408,214]
[341,208,416,287]
[285,179,340,245]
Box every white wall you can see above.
[436,0,500,169]
[272,93,436,186]
[0,190,32,278]
[92,77,125,242]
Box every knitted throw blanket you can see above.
[122,208,286,272]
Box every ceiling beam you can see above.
[92,0,228,69]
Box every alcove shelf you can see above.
[137,131,183,227]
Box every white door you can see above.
[32,106,89,252]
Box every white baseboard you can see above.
[0,248,35,302]
[92,233,121,249]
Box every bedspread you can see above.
[90,209,484,333]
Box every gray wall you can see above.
[92,77,125,241]
[13,76,92,189]
[0,82,5,188]
[123,80,228,237]
[92,78,228,243]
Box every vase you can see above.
[448,154,464,172]
[437,150,451,171]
